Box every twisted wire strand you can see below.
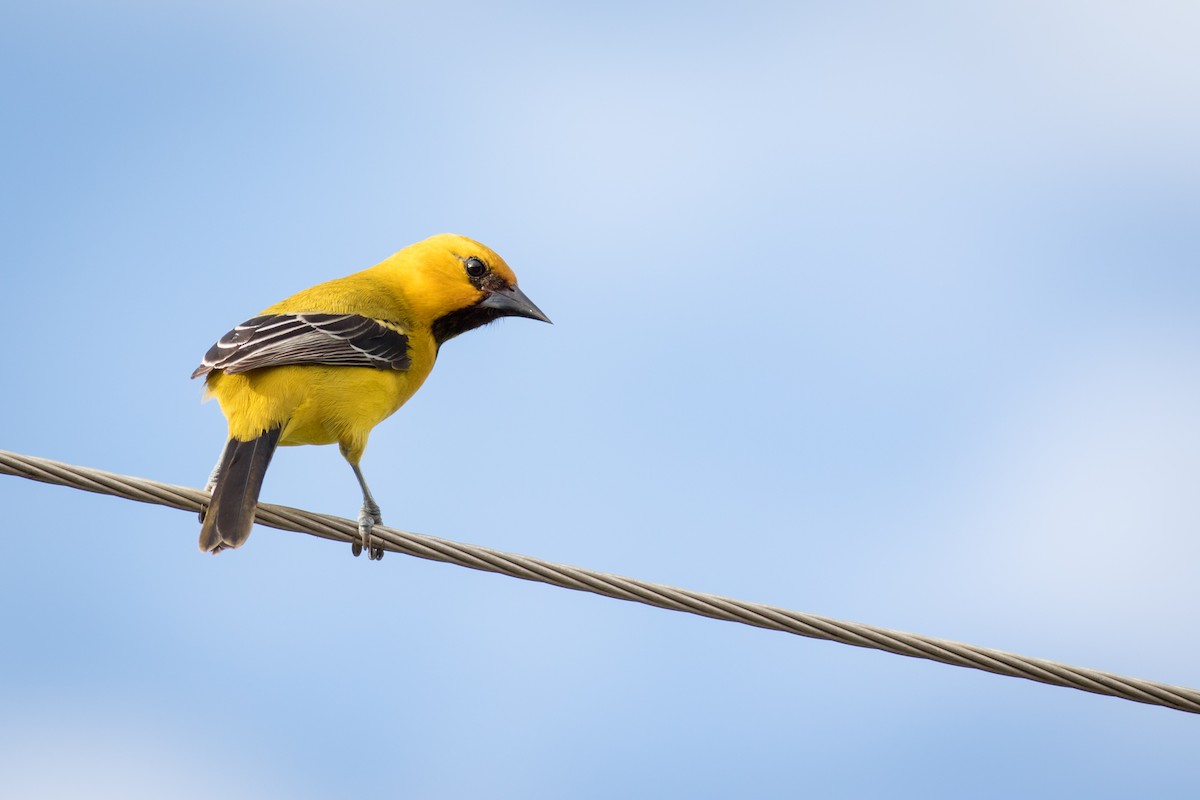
[1,448,1196,715]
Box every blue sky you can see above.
[2,1,1198,797]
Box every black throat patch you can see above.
[432,269,515,347]
[431,302,509,347]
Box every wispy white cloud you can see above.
[0,705,301,800]
[939,330,1200,655]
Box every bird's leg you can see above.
[351,462,385,560]
[204,460,222,493]
[198,452,224,522]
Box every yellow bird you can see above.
[192,233,550,559]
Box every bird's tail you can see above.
[199,427,282,553]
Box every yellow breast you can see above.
[207,333,437,462]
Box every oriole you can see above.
[193,233,550,559]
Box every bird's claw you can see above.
[354,502,384,560]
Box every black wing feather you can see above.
[192,313,411,378]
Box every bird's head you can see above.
[384,233,551,345]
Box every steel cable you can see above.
[1,448,1196,715]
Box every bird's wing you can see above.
[191,313,411,378]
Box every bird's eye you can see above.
[465,257,487,278]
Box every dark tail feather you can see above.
[199,427,282,553]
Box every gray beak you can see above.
[478,285,552,324]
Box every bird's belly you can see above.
[278,367,422,446]
[209,364,428,447]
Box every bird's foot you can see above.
[353,501,385,560]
